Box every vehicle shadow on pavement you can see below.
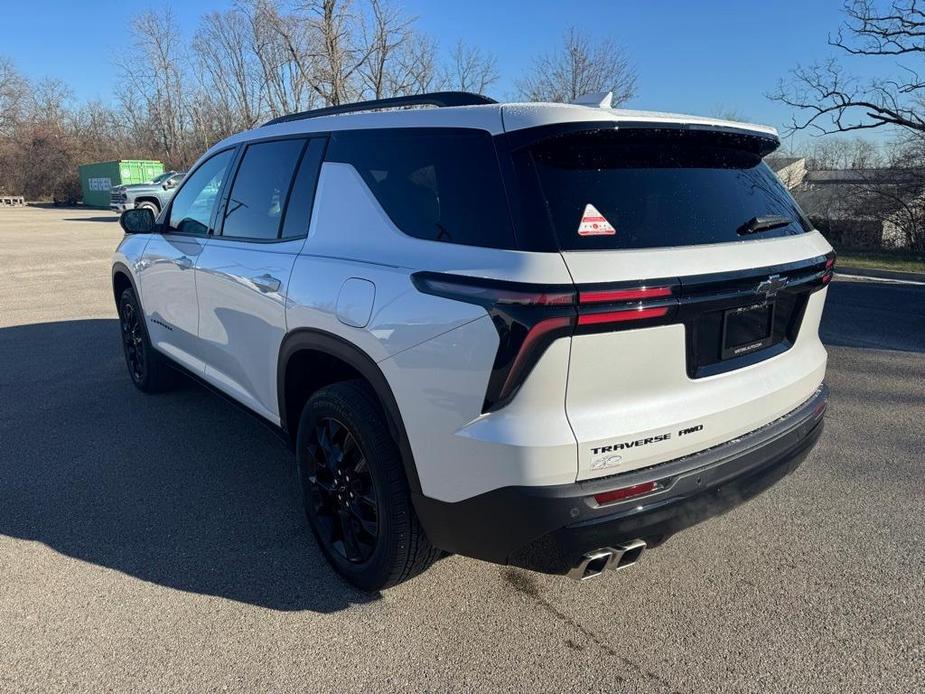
[0,318,378,612]
[821,280,925,353]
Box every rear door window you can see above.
[522,128,810,251]
[221,138,306,240]
[325,128,516,249]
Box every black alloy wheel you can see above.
[119,295,146,384]
[117,287,175,393]
[305,416,380,564]
[295,380,440,590]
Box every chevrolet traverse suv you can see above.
[112,91,832,590]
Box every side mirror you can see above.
[163,178,178,190]
[120,207,156,234]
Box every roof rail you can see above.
[262,91,497,126]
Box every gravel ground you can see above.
[1,206,922,693]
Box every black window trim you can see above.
[213,133,329,245]
[161,146,239,238]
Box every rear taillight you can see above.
[412,276,575,307]
[412,273,577,410]
[821,251,836,286]
[412,273,678,411]
[579,286,673,303]
[577,306,670,326]
[575,282,677,331]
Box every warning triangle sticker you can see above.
[577,204,616,236]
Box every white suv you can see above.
[112,91,832,589]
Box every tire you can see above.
[296,380,439,590]
[136,201,159,215]
[117,287,176,393]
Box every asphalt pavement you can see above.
[0,207,922,693]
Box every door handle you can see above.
[175,255,193,270]
[251,273,281,293]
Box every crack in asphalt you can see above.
[502,568,686,694]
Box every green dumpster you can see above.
[78,160,164,208]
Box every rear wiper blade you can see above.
[738,215,793,235]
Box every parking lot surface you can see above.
[1,207,923,693]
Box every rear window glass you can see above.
[280,138,326,239]
[525,129,810,251]
[326,128,516,249]
[222,138,306,240]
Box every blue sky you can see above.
[0,0,902,147]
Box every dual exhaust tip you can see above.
[567,540,646,581]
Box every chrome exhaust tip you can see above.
[567,548,615,581]
[612,539,646,570]
[567,540,647,581]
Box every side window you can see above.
[325,129,516,249]
[168,150,234,235]
[281,138,326,239]
[221,138,306,240]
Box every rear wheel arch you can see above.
[277,329,422,495]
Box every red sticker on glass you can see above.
[577,204,616,236]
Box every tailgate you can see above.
[562,235,831,479]
[507,124,834,479]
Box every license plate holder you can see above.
[721,302,775,360]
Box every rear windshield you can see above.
[524,129,810,251]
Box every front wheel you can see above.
[117,287,176,393]
[296,380,439,590]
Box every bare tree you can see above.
[0,57,28,136]
[358,0,414,98]
[769,1,925,250]
[389,33,438,95]
[807,137,883,169]
[709,105,749,122]
[243,0,316,119]
[70,100,132,162]
[117,8,193,167]
[441,40,498,94]
[771,0,925,135]
[300,0,371,105]
[194,9,263,131]
[517,27,637,104]
[0,0,512,199]
[29,78,73,126]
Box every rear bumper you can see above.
[414,385,828,574]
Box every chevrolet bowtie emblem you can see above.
[756,274,789,300]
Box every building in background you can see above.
[765,156,807,189]
[767,157,923,249]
